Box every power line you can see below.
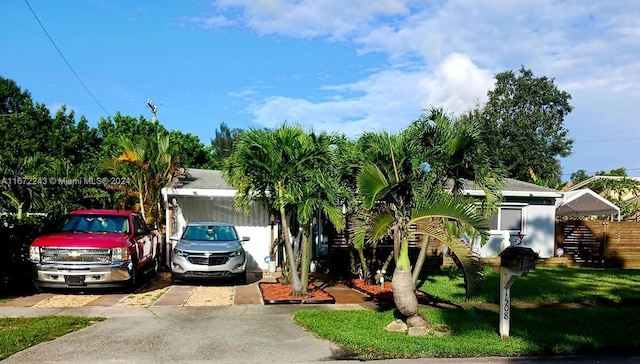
[23,0,111,118]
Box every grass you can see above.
[418,266,640,304]
[295,306,640,359]
[0,316,104,360]
[295,266,640,359]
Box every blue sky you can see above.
[2,0,640,181]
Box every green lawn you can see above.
[0,316,104,360]
[419,266,640,304]
[295,266,640,360]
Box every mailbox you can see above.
[499,246,538,272]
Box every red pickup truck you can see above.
[29,209,161,291]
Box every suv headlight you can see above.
[29,246,41,262]
[173,248,188,257]
[228,249,244,257]
[112,247,131,261]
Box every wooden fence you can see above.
[555,221,640,269]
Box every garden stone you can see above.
[385,319,407,333]
[408,326,430,336]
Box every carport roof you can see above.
[162,169,236,198]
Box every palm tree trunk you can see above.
[138,191,146,223]
[279,201,304,295]
[412,235,430,283]
[356,248,373,284]
[300,224,311,290]
[393,241,430,329]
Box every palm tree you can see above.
[353,109,503,330]
[0,155,51,219]
[101,132,180,225]
[223,124,344,295]
[407,108,505,281]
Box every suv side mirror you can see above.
[242,237,250,242]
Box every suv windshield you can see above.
[58,215,130,234]
[182,225,238,241]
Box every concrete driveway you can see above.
[0,305,357,364]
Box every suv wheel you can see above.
[238,271,247,284]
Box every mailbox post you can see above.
[498,246,539,339]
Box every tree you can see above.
[101,131,181,226]
[0,76,104,217]
[168,130,211,168]
[96,112,168,160]
[352,109,503,331]
[223,124,344,296]
[354,150,490,331]
[479,66,573,185]
[206,122,243,169]
[569,169,590,185]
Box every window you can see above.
[488,205,525,232]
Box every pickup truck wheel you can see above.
[151,245,160,277]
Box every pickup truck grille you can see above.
[41,248,112,264]
[188,254,230,266]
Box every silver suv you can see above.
[170,222,249,283]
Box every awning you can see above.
[556,188,621,221]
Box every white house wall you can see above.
[169,196,272,270]
[477,203,555,259]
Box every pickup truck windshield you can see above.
[58,215,130,234]
[182,225,238,241]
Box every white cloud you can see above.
[213,0,410,39]
[421,53,493,114]
[249,54,492,137]
[181,15,235,28]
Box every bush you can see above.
[0,215,55,296]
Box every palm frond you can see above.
[446,239,485,300]
[369,213,395,242]
[357,164,390,208]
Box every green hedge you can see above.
[0,215,55,296]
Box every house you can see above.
[161,169,274,271]
[459,178,563,259]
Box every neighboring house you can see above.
[161,169,273,270]
[458,178,562,259]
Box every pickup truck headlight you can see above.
[29,246,41,262]
[112,247,131,261]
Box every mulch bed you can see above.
[344,278,432,304]
[259,280,335,304]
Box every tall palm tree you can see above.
[223,124,343,295]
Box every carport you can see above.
[556,188,621,221]
[161,169,274,270]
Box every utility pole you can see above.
[147,98,158,123]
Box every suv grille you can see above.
[41,248,111,264]
[187,253,230,266]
